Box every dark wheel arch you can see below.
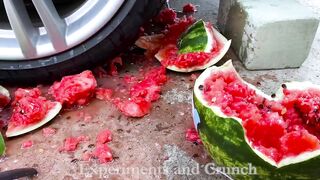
[0,0,164,84]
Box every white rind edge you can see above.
[0,85,10,101]
[155,24,232,73]
[6,102,62,137]
[194,60,320,168]
[204,22,214,53]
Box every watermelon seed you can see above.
[117,129,124,133]
[88,144,95,148]
[198,85,204,90]
[282,84,287,89]
[271,94,276,98]
[70,159,79,163]
[258,104,264,109]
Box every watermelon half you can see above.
[155,20,231,72]
[193,60,320,179]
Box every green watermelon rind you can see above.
[0,134,5,155]
[178,20,208,54]
[193,60,320,179]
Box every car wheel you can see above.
[0,0,164,83]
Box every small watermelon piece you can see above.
[6,88,62,137]
[193,60,320,179]
[155,20,231,72]
[182,3,197,13]
[49,70,97,106]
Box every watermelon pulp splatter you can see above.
[114,67,167,117]
[186,128,202,144]
[183,3,197,13]
[82,129,113,163]
[21,140,33,149]
[154,8,177,25]
[93,144,113,163]
[96,129,112,144]
[49,70,97,106]
[200,68,320,163]
[42,127,56,137]
[59,135,89,152]
[95,88,113,101]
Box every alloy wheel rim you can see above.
[0,0,124,60]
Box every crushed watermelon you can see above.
[114,67,167,117]
[96,129,113,144]
[114,97,151,118]
[136,16,195,59]
[154,8,177,25]
[9,88,54,127]
[183,3,197,13]
[78,111,93,122]
[49,70,97,106]
[186,128,202,144]
[130,67,167,102]
[59,135,89,152]
[202,70,320,162]
[82,129,113,163]
[21,140,33,149]
[93,144,113,163]
[123,75,137,84]
[163,16,195,46]
[42,127,57,137]
[95,88,113,101]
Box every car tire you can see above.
[0,0,165,84]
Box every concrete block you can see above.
[218,0,319,70]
